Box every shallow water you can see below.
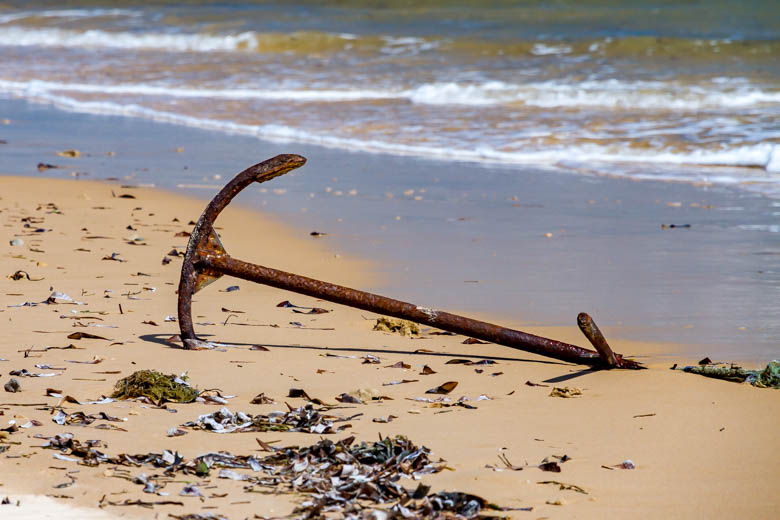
[0,1,778,196]
[3,98,778,362]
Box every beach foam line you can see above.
[0,79,401,103]
[0,25,260,53]
[1,77,778,111]
[0,8,139,25]
[1,82,778,178]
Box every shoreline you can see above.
[1,97,778,362]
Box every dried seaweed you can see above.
[111,370,199,403]
[41,431,507,518]
[679,360,780,388]
[373,317,420,336]
[181,404,349,434]
[549,387,582,398]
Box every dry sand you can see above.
[0,176,777,519]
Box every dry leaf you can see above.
[67,332,109,341]
[419,365,437,375]
[425,381,458,395]
[445,359,471,365]
[250,393,274,405]
[386,361,411,369]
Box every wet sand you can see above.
[2,97,779,361]
[1,175,778,519]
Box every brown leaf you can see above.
[292,307,329,315]
[419,365,437,375]
[425,381,458,395]
[525,381,549,387]
[287,388,312,400]
[255,438,277,452]
[250,345,270,351]
[462,338,488,344]
[539,461,561,473]
[445,359,471,365]
[174,231,190,237]
[67,332,109,341]
[386,361,411,369]
[142,320,158,326]
[250,393,274,405]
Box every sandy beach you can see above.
[1,174,777,519]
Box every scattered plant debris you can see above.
[4,379,20,393]
[181,404,349,434]
[373,317,420,336]
[549,386,582,398]
[111,370,200,403]
[678,360,780,388]
[425,381,458,395]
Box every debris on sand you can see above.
[111,370,199,403]
[40,430,511,517]
[373,317,420,336]
[181,404,350,434]
[678,360,780,388]
[549,386,582,398]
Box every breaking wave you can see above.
[3,78,779,111]
[0,79,777,177]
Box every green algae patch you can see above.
[679,360,780,388]
[111,370,200,403]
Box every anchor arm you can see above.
[178,154,306,341]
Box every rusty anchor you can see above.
[177,154,643,369]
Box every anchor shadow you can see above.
[138,333,573,367]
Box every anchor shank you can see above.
[201,254,628,367]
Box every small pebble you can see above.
[4,378,20,393]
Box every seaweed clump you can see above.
[373,316,420,336]
[680,360,780,388]
[111,370,199,403]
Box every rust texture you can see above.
[178,154,643,369]
[577,312,619,367]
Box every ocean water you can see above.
[0,0,778,196]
